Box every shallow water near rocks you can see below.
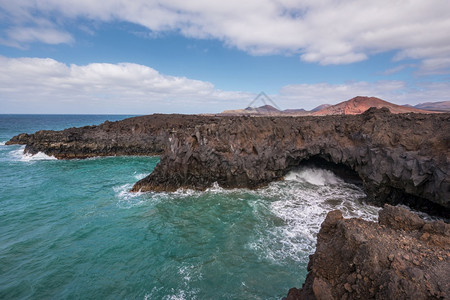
[0,115,380,299]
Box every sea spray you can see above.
[7,145,57,162]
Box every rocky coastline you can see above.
[8,109,450,213]
[285,205,450,299]
[6,114,180,158]
[7,108,450,299]
[129,108,449,215]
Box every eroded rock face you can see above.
[132,108,449,212]
[7,109,450,211]
[286,205,450,300]
[6,114,199,158]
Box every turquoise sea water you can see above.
[0,115,380,299]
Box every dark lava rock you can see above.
[7,109,450,213]
[286,205,450,300]
[5,114,194,158]
[132,109,450,213]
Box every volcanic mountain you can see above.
[248,104,279,113]
[313,96,437,115]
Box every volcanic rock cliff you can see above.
[131,108,449,213]
[285,205,450,300]
[7,108,450,213]
[6,114,201,158]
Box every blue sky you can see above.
[1,1,449,114]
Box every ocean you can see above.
[0,115,380,299]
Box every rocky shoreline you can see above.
[6,114,177,158]
[129,108,449,215]
[7,108,450,298]
[285,205,450,299]
[8,109,450,213]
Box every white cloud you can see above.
[1,56,449,113]
[6,26,74,45]
[416,57,450,75]
[379,64,417,76]
[1,0,450,71]
[0,56,252,114]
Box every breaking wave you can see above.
[9,146,57,161]
[248,167,380,263]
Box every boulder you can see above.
[287,205,450,299]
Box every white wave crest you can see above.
[22,151,57,161]
[9,146,26,160]
[134,172,148,180]
[114,183,146,207]
[8,146,57,161]
[206,182,223,192]
[0,141,6,146]
[284,167,343,186]
[248,166,380,263]
[114,183,169,209]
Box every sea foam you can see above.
[248,167,380,263]
[22,152,57,161]
[121,166,380,271]
[134,172,148,180]
[284,167,344,185]
[114,183,145,206]
[8,146,57,161]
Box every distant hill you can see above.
[313,96,437,116]
[282,108,308,114]
[248,104,279,113]
[220,96,443,116]
[311,104,331,112]
[222,104,312,116]
[413,101,450,112]
[222,104,281,115]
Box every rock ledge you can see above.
[286,205,450,300]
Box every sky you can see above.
[1,0,450,114]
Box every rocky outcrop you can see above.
[286,205,450,299]
[7,109,450,212]
[132,108,450,213]
[6,114,199,159]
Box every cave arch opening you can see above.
[290,156,449,220]
[292,155,363,187]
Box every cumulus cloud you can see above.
[1,0,450,71]
[0,56,252,114]
[1,56,449,113]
